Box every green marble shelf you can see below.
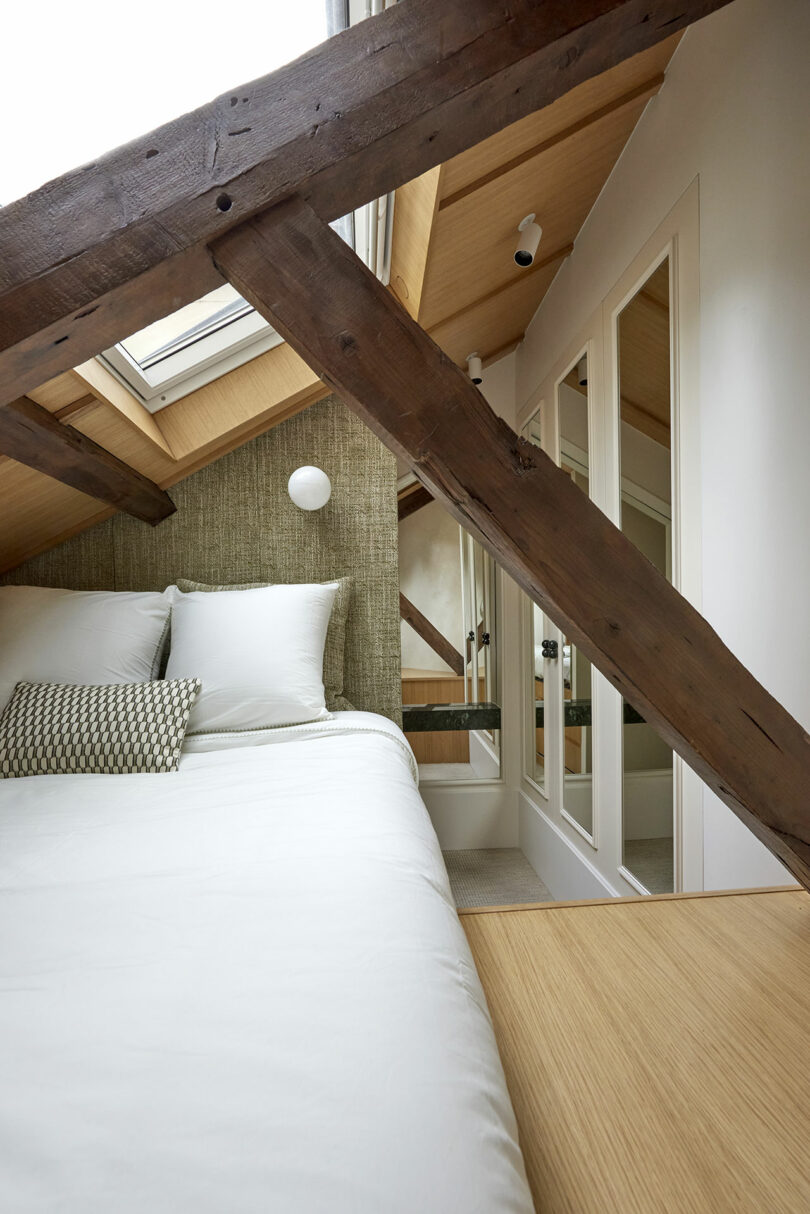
[402,702,501,733]
[535,700,646,727]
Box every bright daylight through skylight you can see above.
[2,0,394,410]
[1,1,391,410]
[0,0,329,205]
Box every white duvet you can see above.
[0,713,533,1213]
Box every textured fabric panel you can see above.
[0,518,117,590]
[0,679,201,777]
[175,576,353,712]
[0,398,401,722]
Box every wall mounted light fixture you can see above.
[514,213,542,268]
[466,352,483,385]
[288,465,332,511]
[576,355,588,387]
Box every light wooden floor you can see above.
[462,887,810,1214]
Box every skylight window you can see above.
[2,0,397,411]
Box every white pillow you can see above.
[165,582,338,734]
[0,585,172,713]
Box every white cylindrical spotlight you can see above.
[466,352,483,385]
[288,465,332,511]
[514,213,542,268]
[576,355,588,387]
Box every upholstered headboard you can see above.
[2,395,402,723]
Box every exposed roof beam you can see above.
[0,0,732,407]
[398,482,433,521]
[399,593,465,678]
[0,397,175,524]
[211,195,810,891]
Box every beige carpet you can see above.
[443,848,553,909]
[624,837,674,894]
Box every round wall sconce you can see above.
[288,465,332,511]
[466,352,483,385]
[514,213,542,268]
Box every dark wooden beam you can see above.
[211,196,810,891]
[0,397,175,524]
[0,0,732,406]
[399,593,465,678]
[398,483,433,522]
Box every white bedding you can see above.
[0,712,533,1213]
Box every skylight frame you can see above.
[97,0,398,413]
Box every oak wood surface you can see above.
[399,592,465,678]
[0,398,175,524]
[212,195,810,889]
[0,0,731,405]
[462,889,810,1213]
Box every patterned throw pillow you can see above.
[174,576,354,711]
[0,679,201,778]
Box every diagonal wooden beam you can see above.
[211,196,810,890]
[0,0,732,407]
[0,397,175,524]
[399,593,465,678]
[398,482,433,521]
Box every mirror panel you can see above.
[558,353,593,837]
[524,413,546,790]
[618,258,674,891]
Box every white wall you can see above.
[399,502,462,671]
[517,0,809,889]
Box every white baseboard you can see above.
[422,782,518,849]
[519,791,619,901]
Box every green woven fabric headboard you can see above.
[2,396,402,723]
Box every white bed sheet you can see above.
[0,712,533,1213]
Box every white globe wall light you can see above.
[288,466,332,511]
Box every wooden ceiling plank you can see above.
[439,74,664,211]
[0,0,731,406]
[0,398,175,525]
[419,89,661,328]
[73,360,176,458]
[428,259,563,368]
[211,195,810,890]
[439,34,681,198]
[388,166,443,321]
[429,243,573,333]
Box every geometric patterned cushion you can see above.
[174,576,354,711]
[0,678,201,778]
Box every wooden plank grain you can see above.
[463,892,810,1212]
[0,0,732,405]
[0,398,175,524]
[211,195,810,889]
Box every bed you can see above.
[0,711,534,1212]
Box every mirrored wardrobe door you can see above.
[556,351,594,840]
[522,409,548,792]
[617,257,675,892]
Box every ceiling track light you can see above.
[514,213,542,268]
[466,352,483,385]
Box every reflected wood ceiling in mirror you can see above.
[618,259,672,448]
[1,36,681,574]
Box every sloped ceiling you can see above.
[0,35,680,574]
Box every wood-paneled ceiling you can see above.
[388,35,680,369]
[0,36,680,574]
